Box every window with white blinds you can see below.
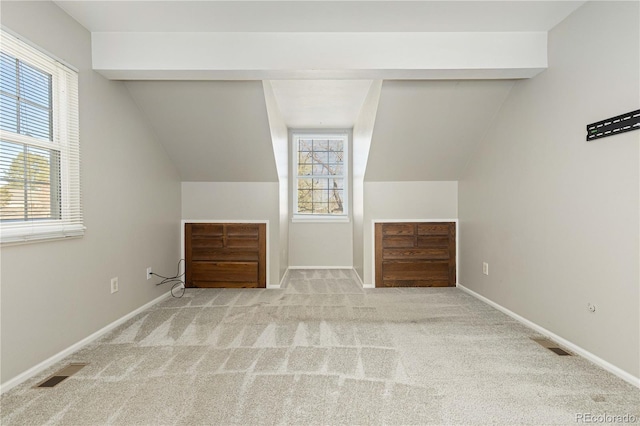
[0,30,82,244]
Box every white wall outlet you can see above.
[482,262,489,275]
[110,277,119,294]
[587,303,596,313]
[146,267,152,280]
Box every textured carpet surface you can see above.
[1,269,638,425]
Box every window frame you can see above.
[0,29,82,244]
[291,131,349,223]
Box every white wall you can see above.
[288,131,354,268]
[289,222,353,268]
[363,181,458,284]
[352,81,382,282]
[262,82,289,281]
[181,182,281,285]
[459,1,639,378]
[0,1,181,384]
[352,178,365,279]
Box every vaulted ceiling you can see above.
[53,1,586,182]
[126,81,277,182]
[366,80,515,181]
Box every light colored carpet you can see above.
[1,269,638,425]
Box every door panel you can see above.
[382,261,449,281]
[375,222,456,287]
[185,223,266,288]
[191,249,260,262]
[190,236,225,248]
[226,237,260,248]
[190,224,223,235]
[382,236,416,248]
[382,248,449,260]
[417,236,450,248]
[417,223,450,235]
[192,262,258,283]
[382,223,415,236]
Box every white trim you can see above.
[292,215,350,223]
[181,219,270,287]
[0,290,172,394]
[0,26,79,72]
[288,266,353,270]
[0,29,83,245]
[371,218,459,288]
[291,131,349,218]
[274,268,291,289]
[353,269,375,288]
[352,268,364,286]
[457,283,640,389]
[1,223,85,245]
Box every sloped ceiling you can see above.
[365,80,515,181]
[125,81,277,182]
[52,1,586,183]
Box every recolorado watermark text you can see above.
[576,413,638,423]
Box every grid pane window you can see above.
[0,52,52,141]
[0,51,60,222]
[294,134,347,216]
[0,142,60,222]
[0,29,82,243]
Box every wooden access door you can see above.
[375,222,456,287]
[185,223,266,288]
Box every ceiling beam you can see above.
[92,32,547,80]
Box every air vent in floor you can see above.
[34,363,88,388]
[547,347,572,356]
[531,338,572,356]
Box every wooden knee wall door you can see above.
[375,222,456,287]
[185,223,266,288]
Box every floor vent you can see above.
[547,347,572,356]
[34,363,88,388]
[531,338,572,356]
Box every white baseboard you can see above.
[279,267,290,286]
[0,290,172,394]
[457,283,640,389]
[269,268,288,289]
[352,269,364,286]
[352,270,374,288]
[288,266,353,269]
[352,269,374,289]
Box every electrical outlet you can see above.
[482,262,489,275]
[146,267,152,280]
[110,277,119,294]
[587,303,596,313]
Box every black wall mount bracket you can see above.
[586,109,640,141]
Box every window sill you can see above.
[292,215,350,223]
[1,223,85,245]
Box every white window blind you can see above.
[0,30,83,244]
[293,133,348,220]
